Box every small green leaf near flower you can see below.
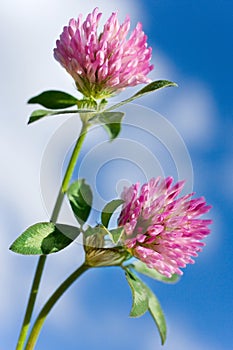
[144,284,167,345]
[28,90,79,109]
[98,112,125,140]
[125,267,167,345]
[9,222,80,255]
[125,269,149,318]
[131,260,180,283]
[133,80,177,98]
[101,199,124,228]
[28,108,95,124]
[106,80,178,112]
[67,179,93,225]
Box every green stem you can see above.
[15,256,46,350]
[25,264,89,350]
[61,121,89,193]
[16,121,89,350]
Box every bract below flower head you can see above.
[54,7,153,100]
[84,232,129,267]
[118,177,212,278]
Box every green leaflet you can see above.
[98,112,125,140]
[9,222,80,255]
[124,267,167,345]
[131,260,180,283]
[105,80,178,112]
[125,269,149,318]
[144,284,167,345]
[28,90,78,109]
[67,179,93,226]
[28,108,95,124]
[101,199,124,228]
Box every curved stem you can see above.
[16,121,89,350]
[25,264,89,350]
[15,256,46,350]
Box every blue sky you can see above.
[0,1,232,349]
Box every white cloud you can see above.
[146,315,221,350]
[166,81,218,148]
[142,51,219,150]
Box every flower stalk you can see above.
[16,121,89,350]
[25,263,89,350]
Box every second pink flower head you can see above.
[118,177,212,278]
[54,8,153,99]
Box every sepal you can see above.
[84,232,129,267]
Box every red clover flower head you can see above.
[54,7,153,99]
[118,177,212,278]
